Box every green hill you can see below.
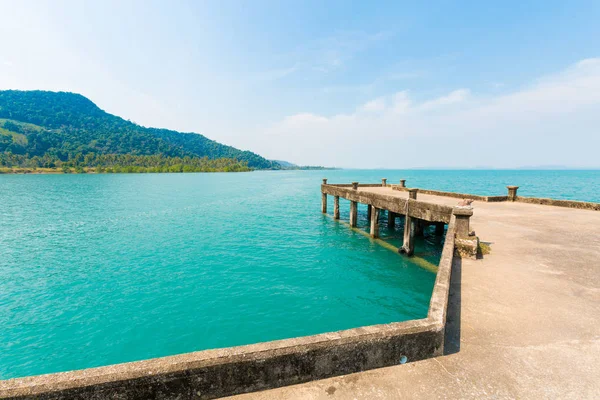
[0,90,279,171]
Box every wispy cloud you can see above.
[252,58,600,168]
[254,66,298,82]
[268,30,394,78]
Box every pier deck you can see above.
[228,192,600,399]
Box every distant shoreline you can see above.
[0,167,335,174]
[0,167,253,175]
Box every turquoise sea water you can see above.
[1,169,598,379]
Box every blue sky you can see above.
[1,0,599,168]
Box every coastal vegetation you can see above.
[0,153,250,174]
[0,90,277,173]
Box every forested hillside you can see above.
[0,90,279,171]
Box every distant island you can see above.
[0,90,327,174]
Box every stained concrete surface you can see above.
[227,190,600,399]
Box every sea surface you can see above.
[0,169,598,379]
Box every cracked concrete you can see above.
[226,190,600,400]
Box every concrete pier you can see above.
[321,182,456,257]
[321,193,327,213]
[230,184,600,400]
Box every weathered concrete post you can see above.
[367,204,372,222]
[400,214,414,256]
[334,196,340,220]
[399,179,406,188]
[453,207,474,237]
[349,201,358,227]
[408,188,418,199]
[352,182,359,190]
[381,178,387,187]
[435,222,445,236]
[507,186,519,202]
[370,207,380,238]
[321,179,328,213]
[387,211,396,229]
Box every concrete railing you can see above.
[389,183,600,210]
[322,184,455,223]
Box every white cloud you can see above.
[360,98,386,112]
[251,58,600,168]
[419,89,470,111]
[272,30,394,75]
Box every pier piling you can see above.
[370,207,380,238]
[321,193,327,213]
[350,201,358,227]
[401,215,414,256]
[334,196,340,219]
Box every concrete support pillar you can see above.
[370,207,380,238]
[321,193,327,213]
[453,207,474,237]
[334,196,340,219]
[414,219,424,236]
[400,215,414,256]
[352,182,359,190]
[408,188,418,199]
[367,204,372,222]
[435,222,445,236]
[381,178,387,187]
[387,211,396,229]
[507,186,519,201]
[350,201,358,227]
[399,179,406,188]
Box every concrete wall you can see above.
[389,184,600,210]
[515,196,600,211]
[390,185,508,202]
